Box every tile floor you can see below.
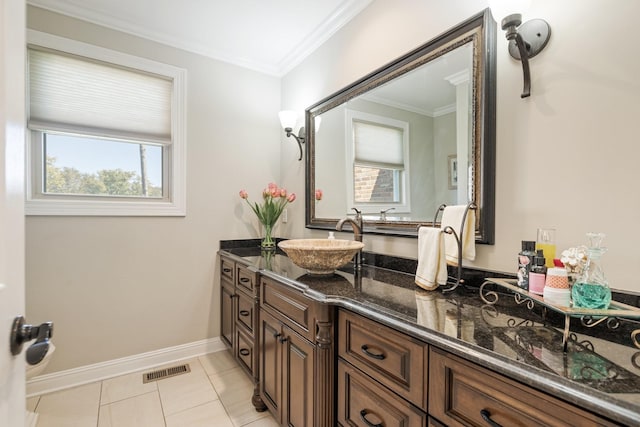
[27,350,279,427]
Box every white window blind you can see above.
[353,121,404,168]
[28,48,172,144]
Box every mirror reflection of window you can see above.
[346,110,410,215]
[353,122,403,203]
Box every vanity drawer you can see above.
[337,359,426,427]
[220,257,235,283]
[235,289,255,336]
[261,277,315,342]
[338,309,428,410]
[235,327,255,377]
[429,348,620,427]
[236,264,257,296]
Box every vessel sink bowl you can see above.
[278,239,364,275]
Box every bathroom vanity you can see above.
[218,244,640,426]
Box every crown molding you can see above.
[27,0,373,76]
[277,0,373,75]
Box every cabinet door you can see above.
[221,281,235,349]
[429,348,620,427]
[337,360,426,427]
[339,309,428,410]
[260,309,282,423]
[235,326,255,377]
[282,326,315,427]
[236,290,255,336]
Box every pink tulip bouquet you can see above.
[239,183,296,250]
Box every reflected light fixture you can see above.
[279,110,305,161]
[490,1,551,98]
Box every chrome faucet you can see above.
[336,208,363,269]
[380,207,395,221]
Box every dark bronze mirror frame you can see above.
[305,8,496,244]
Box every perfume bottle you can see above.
[571,233,611,310]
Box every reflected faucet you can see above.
[336,208,363,269]
[380,207,395,221]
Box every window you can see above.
[346,110,410,214]
[25,30,186,216]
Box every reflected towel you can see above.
[415,227,447,291]
[416,290,448,331]
[441,205,476,264]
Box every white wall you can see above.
[26,6,281,372]
[280,0,640,293]
[26,0,640,374]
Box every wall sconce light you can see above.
[279,110,305,161]
[490,1,551,98]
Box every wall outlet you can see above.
[282,209,288,223]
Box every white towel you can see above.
[441,205,476,264]
[415,227,447,291]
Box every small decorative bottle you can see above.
[528,256,547,295]
[517,241,536,290]
[571,233,611,310]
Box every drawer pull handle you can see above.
[239,348,250,356]
[240,277,250,283]
[278,337,288,343]
[273,333,282,339]
[239,310,250,317]
[359,409,382,427]
[223,268,232,273]
[480,409,503,427]
[361,345,386,360]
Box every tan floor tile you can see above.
[35,382,101,427]
[100,369,158,405]
[241,414,280,427]
[98,391,165,427]
[225,398,271,427]
[157,358,219,415]
[199,349,238,376]
[165,400,233,427]
[209,367,254,408]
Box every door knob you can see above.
[10,315,54,365]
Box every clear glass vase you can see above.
[571,233,611,310]
[260,223,276,251]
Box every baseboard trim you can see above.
[26,337,227,397]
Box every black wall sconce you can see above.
[491,1,551,98]
[279,110,305,161]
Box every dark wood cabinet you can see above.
[339,309,428,411]
[338,309,428,426]
[219,250,626,427]
[261,308,315,427]
[337,359,426,427]
[428,347,620,427]
[218,254,265,411]
[220,275,235,349]
[259,276,334,427]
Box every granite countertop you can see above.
[219,245,640,426]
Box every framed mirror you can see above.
[305,8,496,244]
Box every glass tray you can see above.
[481,278,640,351]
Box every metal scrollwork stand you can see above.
[480,278,640,353]
[417,202,476,293]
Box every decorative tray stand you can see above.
[480,278,640,352]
